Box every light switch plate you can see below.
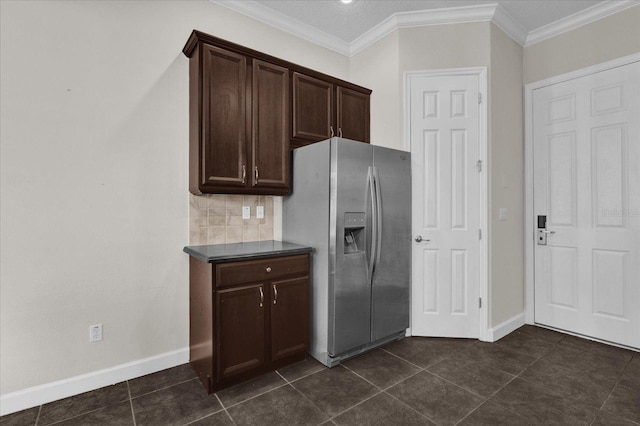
[242,206,250,220]
[256,206,264,219]
[499,208,508,221]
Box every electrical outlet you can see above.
[242,206,250,220]
[89,324,103,343]
[256,206,264,219]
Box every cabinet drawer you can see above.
[216,254,308,287]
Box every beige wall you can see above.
[489,24,525,326]
[0,0,348,395]
[524,6,640,83]
[350,31,400,149]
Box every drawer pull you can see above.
[266,266,272,273]
[259,287,264,308]
[273,284,278,305]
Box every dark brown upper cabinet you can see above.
[198,44,248,193]
[252,60,289,192]
[337,86,370,144]
[183,30,371,194]
[292,72,371,147]
[292,73,334,142]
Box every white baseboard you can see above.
[486,313,526,342]
[0,347,189,416]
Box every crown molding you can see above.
[350,4,500,55]
[525,0,640,46]
[492,4,528,46]
[210,0,639,57]
[210,0,351,56]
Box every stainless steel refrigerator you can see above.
[283,137,411,367]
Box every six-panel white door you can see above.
[533,61,640,349]
[410,74,481,337]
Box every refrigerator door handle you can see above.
[368,167,377,284]
[373,167,382,271]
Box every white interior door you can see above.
[409,72,483,338]
[533,61,640,349]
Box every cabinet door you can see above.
[270,276,309,361]
[201,44,249,191]
[252,60,290,192]
[336,86,370,143]
[292,72,333,142]
[216,284,266,379]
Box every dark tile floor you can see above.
[3,325,639,426]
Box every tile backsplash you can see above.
[189,194,275,245]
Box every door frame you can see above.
[403,67,489,341]
[524,53,640,325]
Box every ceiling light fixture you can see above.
[340,0,353,4]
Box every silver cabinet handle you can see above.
[242,165,246,184]
[266,266,271,272]
[259,287,264,307]
[254,166,259,186]
[272,284,277,305]
[330,125,334,138]
[338,127,343,138]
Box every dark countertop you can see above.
[183,240,313,263]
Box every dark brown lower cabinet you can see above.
[217,284,266,379]
[189,253,310,393]
[270,276,309,361]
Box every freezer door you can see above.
[371,146,411,341]
[329,138,373,356]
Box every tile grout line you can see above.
[215,393,236,425]
[282,364,327,385]
[274,370,330,426]
[425,367,511,401]
[340,364,438,425]
[467,331,579,422]
[208,365,330,414]
[325,389,385,424]
[452,375,522,426]
[33,404,42,426]
[126,381,137,426]
[37,395,134,426]
[486,344,607,424]
[378,347,430,370]
[129,377,198,400]
[220,381,291,411]
[380,389,442,426]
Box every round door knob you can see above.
[266,266,272,272]
[415,236,423,242]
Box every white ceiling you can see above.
[212,0,638,55]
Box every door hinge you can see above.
[478,229,482,240]
[478,93,482,104]
[476,160,482,172]
[479,298,482,308]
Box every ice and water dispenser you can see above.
[344,212,366,254]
